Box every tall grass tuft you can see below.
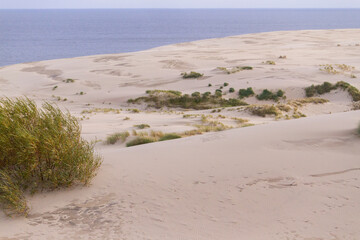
[0,98,102,216]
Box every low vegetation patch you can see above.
[217,66,253,74]
[134,124,150,129]
[238,87,255,99]
[256,89,285,101]
[128,90,248,110]
[264,60,276,65]
[106,132,130,145]
[159,134,181,141]
[0,98,102,216]
[247,105,281,117]
[64,78,75,83]
[126,137,155,147]
[289,98,329,107]
[305,81,360,101]
[81,108,121,114]
[319,64,355,75]
[181,72,203,79]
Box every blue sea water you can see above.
[0,9,360,67]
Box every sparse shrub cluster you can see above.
[134,124,150,129]
[126,137,154,147]
[289,98,329,107]
[128,90,248,110]
[264,61,276,65]
[106,131,130,145]
[305,81,360,101]
[217,66,253,74]
[247,105,280,117]
[0,98,102,216]
[256,89,285,101]
[238,87,255,99]
[181,72,203,79]
[64,78,75,83]
[319,64,355,75]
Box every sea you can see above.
[0,9,359,67]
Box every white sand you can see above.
[0,29,360,239]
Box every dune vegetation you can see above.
[0,98,102,216]
[305,81,360,101]
[128,90,248,110]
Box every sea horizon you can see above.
[1,8,359,66]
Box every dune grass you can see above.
[159,134,181,141]
[106,132,130,145]
[247,105,281,117]
[128,90,248,110]
[126,137,155,147]
[134,124,150,129]
[0,98,102,216]
[217,66,253,74]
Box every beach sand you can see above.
[0,29,359,239]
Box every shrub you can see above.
[126,137,154,147]
[224,82,229,87]
[239,87,255,99]
[256,89,285,101]
[128,90,247,110]
[106,132,130,144]
[0,170,28,216]
[182,72,203,79]
[229,88,235,93]
[191,92,201,98]
[134,124,150,129]
[159,134,181,141]
[247,105,280,117]
[208,83,212,87]
[52,86,58,91]
[305,81,360,101]
[0,98,102,215]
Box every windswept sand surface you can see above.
[0,29,360,239]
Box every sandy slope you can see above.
[0,29,360,239]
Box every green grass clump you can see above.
[0,171,28,216]
[305,82,336,97]
[305,81,360,101]
[238,87,255,99]
[247,105,281,117]
[134,124,150,129]
[181,72,203,79]
[229,88,235,93]
[0,98,102,216]
[159,134,181,141]
[224,82,229,87]
[256,89,285,101]
[128,90,248,110]
[106,132,130,145]
[126,137,155,147]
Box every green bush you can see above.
[239,87,255,99]
[182,72,203,79]
[224,82,229,87]
[229,88,235,93]
[128,89,247,110]
[106,131,130,144]
[134,124,150,129]
[0,170,28,216]
[0,98,102,215]
[126,137,155,147]
[305,81,360,101]
[159,134,181,141]
[256,89,285,101]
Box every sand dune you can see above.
[0,29,360,239]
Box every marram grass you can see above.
[0,98,102,216]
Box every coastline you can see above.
[0,29,360,239]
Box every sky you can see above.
[0,0,359,9]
